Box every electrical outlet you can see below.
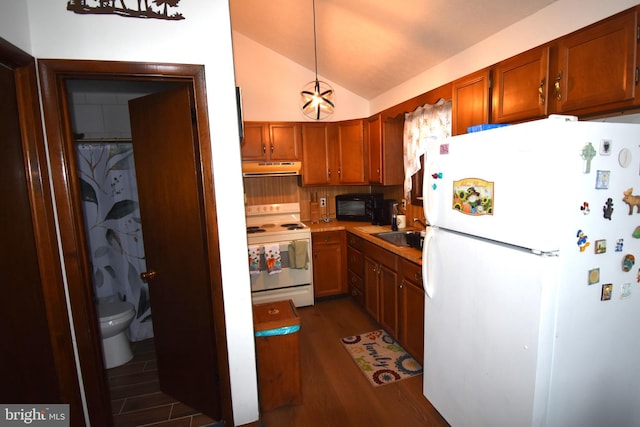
[401,199,407,210]
[320,197,326,207]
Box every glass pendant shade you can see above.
[300,79,335,120]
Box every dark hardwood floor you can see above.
[260,296,449,427]
[108,296,448,427]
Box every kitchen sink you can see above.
[372,230,424,250]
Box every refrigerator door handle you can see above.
[423,160,440,225]
[422,228,434,298]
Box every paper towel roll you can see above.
[397,214,406,229]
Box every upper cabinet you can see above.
[241,122,301,161]
[451,68,491,135]
[301,120,366,186]
[492,46,550,124]
[367,114,404,185]
[336,119,367,184]
[551,8,639,116]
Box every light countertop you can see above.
[304,220,423,265]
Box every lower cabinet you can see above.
[312,231,347,298]
[363,241,399,337]
[399,259,425,365]
[347,233,365,306]
[348,233,425,363]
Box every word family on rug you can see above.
[341,329,422,386]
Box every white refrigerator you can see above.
[421,116,640,427]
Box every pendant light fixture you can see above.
[300,0,334,120]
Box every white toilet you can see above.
[97,300,136,369]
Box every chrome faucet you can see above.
[413,217,428,228]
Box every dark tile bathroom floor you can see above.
[108,339,218,427]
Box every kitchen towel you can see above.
[248,245,261,275]
[288,240,309,269]
[263,244,282,275]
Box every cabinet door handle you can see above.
[262,143,266,154]
[270,143,274,154]
[328,168,332,178]
[554,72,562,100]
[539,77,546,105]
[414,272,421,281]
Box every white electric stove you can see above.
[245,203,314,307]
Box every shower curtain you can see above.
[75,141,153,342]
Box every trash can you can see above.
[253,299,302,411]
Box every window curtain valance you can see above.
[403,99,452,200]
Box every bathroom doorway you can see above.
[68,79,175,346]
[39,60,232,425]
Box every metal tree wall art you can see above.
[67,0,185,20]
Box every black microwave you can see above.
[335,193,383,222]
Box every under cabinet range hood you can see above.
[242,161,302,177]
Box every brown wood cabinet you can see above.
[363,241,399,336]
[347,233,365,306]
[367,114,404,185]
[312,231,347,298]
[552,8,639,116]
[492,46,550,124]
[347,233,424,363]
[452,68,491,135]
[399,259,425,365]
[241,121,301,161]
[301,120,366,186]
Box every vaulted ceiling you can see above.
[229,0,557,100]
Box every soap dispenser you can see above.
[391,203,398,231]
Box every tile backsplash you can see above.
[242,176,425,225]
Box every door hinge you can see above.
[637,24,640,42]
[636,67,639,85]
[191,108,197,124]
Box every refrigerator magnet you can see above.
[622,254,635,272]
[452,178,493,215]
[588,268,600,285]
[622,188,640,215]
[581,142,596,173]
[601,283,613,301]
[595,170,610,189]
[603,198,614,220]
[600,139,612,155]
[621,283,632,299]
[594,239,607,254]
[615,238,624,252]
[618,147,632,167]
[577,230,590,252]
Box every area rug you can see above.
[340,329,422,387]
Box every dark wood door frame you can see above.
[0,38,85,422]
[37,59,233,426]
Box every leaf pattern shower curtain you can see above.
[76,142,153,342]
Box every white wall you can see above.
[0,0,31,53]
[21,1,259,425]
[233,31,369,121]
